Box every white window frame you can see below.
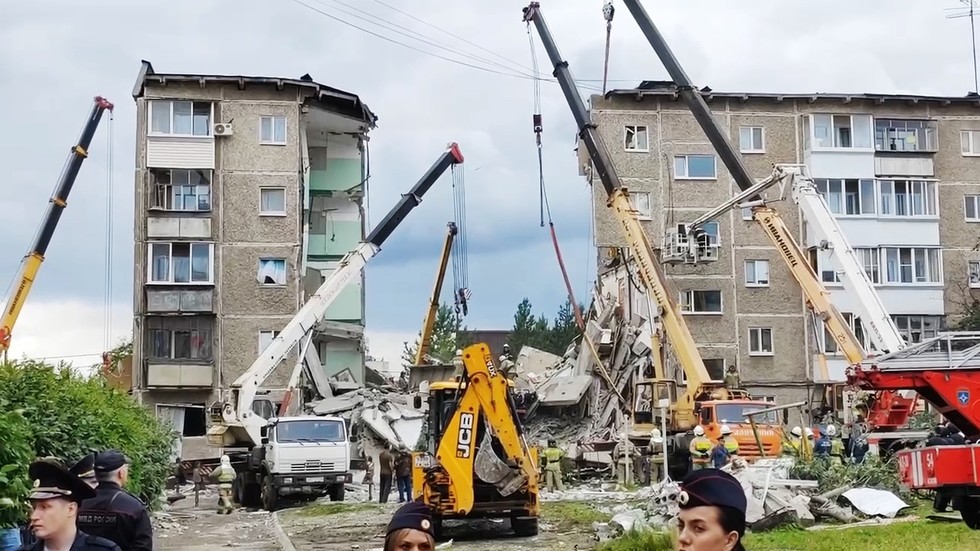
[818,248,883,285]
[961,130,980,156]
[882,247,943,285]
[744,259,770,287]
[811,114,873,150]
[629,191,653,220]
[679,290,723,315]
[893,315,943,343]
[874,118,938,152]
[739,126,765,153]
[748,327,774,356]
[148,100,213,137]
[969,260,980,288]
[624,125,649,152]
[146,242,215,285]
[149,169,212,212]
[258,330,282,354]
[877,179,938,218]
[741,207,754,221]
[816,178,877,216]
[257,258,287,286]
[260,115,287,145]
[259,187,287,216]
[965,195,980,222]
[673,154,717,180]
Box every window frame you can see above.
[961,130,980,156]
[811,114,873,150]
[148,169,213,212]
[259,187,287,216]
[882,247,943,285]
[148,100,214,137]
[146,242,215,285]
[629,191,653,220]
[258,330,282,354]
[748,327,774,356]
[874,118,938,152]
[877,179,939,218]
[739,126,765,153]
[145,316,214,361]
[257,258,288,287]
[744,259,770,287]
[679,289,723,315]
[965,195,980,222]
[969,260,980,288]
[815,178,877,216]
[624,125,649,152]
[673,154,718,180]
[260,115,288,145]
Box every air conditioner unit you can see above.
[213,123,233,136]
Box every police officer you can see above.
[676,468,747,551]
[76,450,153,551]
[69,453,98,490]
[19,460,120,551]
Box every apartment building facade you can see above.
[586,81,980,408]
[130,61,377,457]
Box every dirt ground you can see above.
[154,493,284,550]
[277,500,603,551]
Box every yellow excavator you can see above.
[411,343,540,539]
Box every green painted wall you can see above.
[309,158,361,192]
[308,221,361,257]
[308,262,363,321]
[323,347,363,378]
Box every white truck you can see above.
[206,143,465,511]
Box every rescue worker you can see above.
[395,448,413,503]
[648,428,666,484]
[384,501,435,551]
[612,433,637,486]
[68,453,98,490]
[720,425,739,457]
[542,439,565,492]
[848,414,869,464]
[676,468,747,551]
[18,460,121,551]
[782,426,803,457]
[499,344,517,379]
[76,450,153,551]
[710,438,730,469]
[451,349,465,378]
[210,455,236,514]
[379,444,395,504]
[826,424,845,465]
[724,365,741,391]
[689,426,712,471]
[802,427,816,460]
[814,427,832,460]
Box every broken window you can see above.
[875,119,937,152]
[146,316,213,360]
[624,125,648,151]
[748,327,773,355]
[257,258,287,285]
[148,242,213,284]
[703,359,725,381]
[679,290,722,314]
[149,169,211,211]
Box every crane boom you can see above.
[414,221,458,365]
[0,96,114,353]
[522,3,712,422]
[218,143,465,447]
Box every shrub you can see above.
[0,405,33,529]
[790,455,908,497]
[0,359,175,513]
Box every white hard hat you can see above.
[455,349,463,355]
[791,426,802,437]
[720,425,732,435]
[650,428,662,438]
[694,425,705,436]
[825,424,837,437]
[804,427,814,438]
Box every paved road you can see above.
[155,495,284,550]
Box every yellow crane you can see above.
[414,222,461,366]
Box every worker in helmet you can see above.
[648,428,666,484]
[499,344,517,379]
[825,424,845,464]
[689,426,712,471]
[612,432,637,486]
[802,427,815,460]
[451,349,465,378]
[782,426,803,457]
[210,455,236,514]
[721,425,739,457]
[541,439,565,492]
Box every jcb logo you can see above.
[456,413,475,458]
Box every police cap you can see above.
[94,450,130,473]
[69,452,97,479]
[677,468,747,514]
[386,501,433,536]
[27,460,97,503]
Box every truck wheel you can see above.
[328,483,346,502]
[261,477,280,512]
[512,516,538,537]
[960,497,980,530]
[242,481,261,509]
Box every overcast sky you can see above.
[1,0,977,367]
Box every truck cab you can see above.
[696,400,784,457]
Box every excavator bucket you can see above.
[474,424,526,497]
[409,363,458,389]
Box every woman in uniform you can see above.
[675,468,747,551]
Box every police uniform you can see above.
[677,469,747,551]
[384,501,434,550]
[18,460,121,551]
[69,452,99,489]
[76,450,153,551]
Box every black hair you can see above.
[718,505,746,551]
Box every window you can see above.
[744,260,770,287]
[146,316,213,360]
[741,207,754,221]
[875,119,937,152]
[260,115,287,145]
[819,248,883,285]
[812,114,872,149]
[624,125,649,151]
[259,330,281,354]
[679,290,722,314]
[260,188,286,215]
[878,180,938,217]
[961,130,980,155]
[815,178,876,215]
[148,242,213,284]
[883,247,942,284]
[149,169,211,211]
[739,126,765,153]
[629,192,653,219]
[704,359,725,382]
[257,258,287,286]
[748,327,773,355]
[823,313,863,355]
[893,315,943,343]
[149,100,212,136]
[673,154,717,179]
[970,261,980,288]
[966,195,980,221]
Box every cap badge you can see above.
[33,479,40,488]
[677,490,689,505]
[421,519,431,530]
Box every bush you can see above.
[790,455,908,497]
[0,405,33,529]
[0,360,175,513]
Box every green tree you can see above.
[402,303,468,366]
[954,297,980,331]
[508,298,583,356]
[548,300,584,354]
[0,404,32,529]
[508,298,538,355]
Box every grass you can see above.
[597,530,673,551]
[746,519,980,551]
[293,501,378,517]
[541,501,612,531]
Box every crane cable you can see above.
[527,23,586,332]
[450,164,470,321]
[103,110,115,357]
[602,1,615,94]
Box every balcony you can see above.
[145,362,213,388]
[146,288,214,313]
